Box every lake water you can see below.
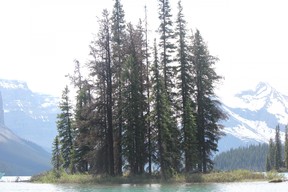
[1,178,288,192]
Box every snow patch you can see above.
[0,80,28,90]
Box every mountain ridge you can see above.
[0,89,52,176]
[0,79,59,151]
[218,82,287,152]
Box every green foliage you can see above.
[51,136,64,172]
[192,30,226,172]
[53,0,226,180]
[214,144,269,171]
[57,86,74,170]
[266,124,286,171]
[275,124,282,170]
[285,125,288,168]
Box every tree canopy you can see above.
[53,0,226,179]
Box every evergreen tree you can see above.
[121,23,147,175]
[267,138,276,170]
[275,124,282,170]
[266,155,271,172]
[57,86,74,171]
[285,124,288,169]
[89,9,114,176]
[214,144,269,171]
[111,0,126,175]
[69,60,91,173]
[51,135,64,173]
[175,0,197,172]
[144,5,152,175]
[157,0,176,92]
[192,30,226,172]
[150,39,179,179]
[158,0,182,174]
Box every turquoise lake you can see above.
[1,181,288,192]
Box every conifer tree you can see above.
[57,86,74,171]
[267,138,276,170]
[68,60,91,172]
[121,23,147,175]
[175,0,197,172]
[51,135,64,173]
[150,39,179,179]
[192,30,226,172]
[275,124,282,170]
[144,5,152,175]
[285,125,288,169]
[266,155,271,172]
[157,0,176,92]
[158,0,182,174]
[90,9,114,176]
[111,0,126,175]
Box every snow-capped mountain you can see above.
[218,82,288,152]
[0,79,59,152]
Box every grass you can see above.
[186,170,266,183]
[31,169,283,184]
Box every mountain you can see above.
[218,82,288,152]
[0,91,52,176]
[0,124,52,176]
[0,79,59,151]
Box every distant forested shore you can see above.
[214,124,288,172]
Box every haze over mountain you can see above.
[0,90,51,176]
[0,79,59,151]
[218,82,288,152]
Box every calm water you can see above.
[1,180,288,192]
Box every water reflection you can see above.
[1,180,288,192]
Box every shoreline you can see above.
[30,170,284,185]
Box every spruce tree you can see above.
[57,86,74,171]
[144,5,152,175]
[268,138,276,170]
[275,124,282,170]
[175,0,197,172]
[121,23,147,175]
[266,155,271,172]
[51,135,64,173]
[150,39,179,179]
[157,0,176,92]
[69,60,91,173]
[90,9,114,176]
[111,0,126,175]
[192,30,226,172]
[285,125,288,169]
[158,0,182,174]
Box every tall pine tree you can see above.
[150,39,179,179]
[275,124,282,170]
[57,86,74,171]
[175,0,197,172]
[121,23,147,175]
[51,135,64,173]
[285,125,288,169]
[157,0,176,92]
[111,0,126,175]
[88,9,114,175]
[192,30,226,172]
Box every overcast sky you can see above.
[1,0,288,102]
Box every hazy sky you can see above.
[1,0,288,101]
